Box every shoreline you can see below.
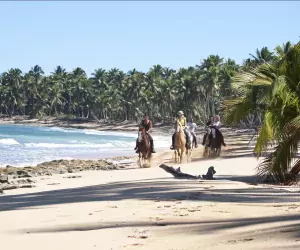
[0,116,174,135]
[0,116,174,169]
[0,116,262,194]
[0,125,260,194]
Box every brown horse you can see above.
[174,121,194,163]
[203,127,212,157]
[137,126,152,167]
[203,127,223,157]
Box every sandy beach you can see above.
[1,124,300,250]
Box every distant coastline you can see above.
[0,115,173,136]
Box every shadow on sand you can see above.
[1,176,299,212]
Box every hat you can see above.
[177,111,184,116]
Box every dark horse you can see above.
[137,126,152,167]
[203,127,225,157]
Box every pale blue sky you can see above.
[1,1,299,76]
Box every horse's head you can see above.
[138,125,145,142]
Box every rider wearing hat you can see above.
[170,111,191,150]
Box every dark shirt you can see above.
[140,119,152,132]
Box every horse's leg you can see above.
[174,149,178,163]
[189,137,194,162]
[186,148,189,163]
[138,152,142,167]
[189,145,193,162]
[180,148,184,164]
[148,154,152,167]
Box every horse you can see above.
[203,127,212,157]
[203,127,223,157]
[137,126,152,167]
[174,121,194,163]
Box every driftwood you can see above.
[159,164,217,180]
[202,166,216,180]
[159,164,200,179]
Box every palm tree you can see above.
[224,41,300,183]
[200,55,224,118]
[27,65,45,117]
[250,46,275,64]
[1,68,23,116]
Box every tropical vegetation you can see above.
[0,56,239,124]
[224,40,300,184]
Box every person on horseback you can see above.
[134,113,156,154]
[207,115,226,147]
[188,118,198,148]
[170,111,191,150]
[202,116,214,146]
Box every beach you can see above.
[0,116,173,133]
[1,120,300,250]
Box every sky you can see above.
[1,1,299,76]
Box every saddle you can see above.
[138,133,151,144]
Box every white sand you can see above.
[1,148,300,250]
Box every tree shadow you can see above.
[1,176,300,212]
[16,213,300,248]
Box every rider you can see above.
[134,113,156,154]
[202,116,214,146]
[170,111,191,150]
[188,118,198,148]
[208,115,226,147]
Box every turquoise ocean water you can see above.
[0,124,170,167]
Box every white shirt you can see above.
[213,121,221,129]
[188,122,197,133]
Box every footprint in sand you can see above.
[128,235,149,239]
[288,206,298,209]
[228,238,253,243]
[133,229,149,234]
[63,175,82,179]
[123,243,143,247]
[213,210,230,213]
[174,213,189,217]
[148,217,163,221]
[188,209,201,212]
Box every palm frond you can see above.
[257,115,300,183]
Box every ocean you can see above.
[0,124,170,167]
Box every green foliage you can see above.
[0,58,239,123]
[224,40,300,183]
